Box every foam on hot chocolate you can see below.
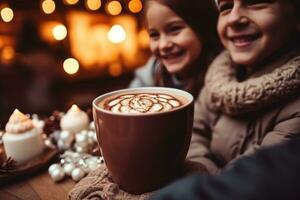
[102,93,183,114]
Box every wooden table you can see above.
[0,170,75,200]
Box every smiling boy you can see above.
[151,1,300,198]
[186,0,300,175]
[217,0,299,68]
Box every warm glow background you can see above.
[0,0,150,78]
[0,0,150,122]
[67,11,143,71]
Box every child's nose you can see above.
[158,35,173,50]
[227,5,248,26]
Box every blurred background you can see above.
[0,0,150,126]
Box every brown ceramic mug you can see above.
[92,87,194,194]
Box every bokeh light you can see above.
[1,45,15,63]
[106,1,122,16]
[52,24,68,40]
[63,58,80,75]
[42,0,56,14]
[65,0,79,5]
[107,24,126,44]
[128,0,142,13]
[0,7,14,22]
[86,0,101,10]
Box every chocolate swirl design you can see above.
[105,93,182,114]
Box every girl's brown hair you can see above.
[143,0,222,98]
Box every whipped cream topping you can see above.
[66,105,84,116]
[5,109,34,134]
[60,105,89,132]
[105,93,182,114]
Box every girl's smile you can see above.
[160,49,186,65]
[146,1,202,76]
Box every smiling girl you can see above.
[129,0,221,99]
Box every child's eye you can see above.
[218,2,234,13]
[168,25,183,34]
[148,31,159,41]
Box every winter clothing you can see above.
[129,56,157,88]
[187,47,300,174]
[129,57,205,99]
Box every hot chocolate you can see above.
[99,93,183,114]
[93,87,194,194]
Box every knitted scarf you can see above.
[203,50,300,115]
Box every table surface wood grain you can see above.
[0,170,76,200]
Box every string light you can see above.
[107,24,126,44]
[1,7,14,22]
[128,0,142,13]
[106,1,122,16]
[63,58,80,75]
[42,0,56,14]
[52,24,68,40]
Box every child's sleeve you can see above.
[260,97,300,147]
[186,87,220,175]
[228,96,300,167]
[128,56,156,88]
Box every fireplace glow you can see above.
[67,12,143,70]
[1,45,15,63]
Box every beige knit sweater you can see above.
[68,165,152,200]
[68,161,206,199]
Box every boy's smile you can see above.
[217,0,299,69]
[228,32,261,48]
